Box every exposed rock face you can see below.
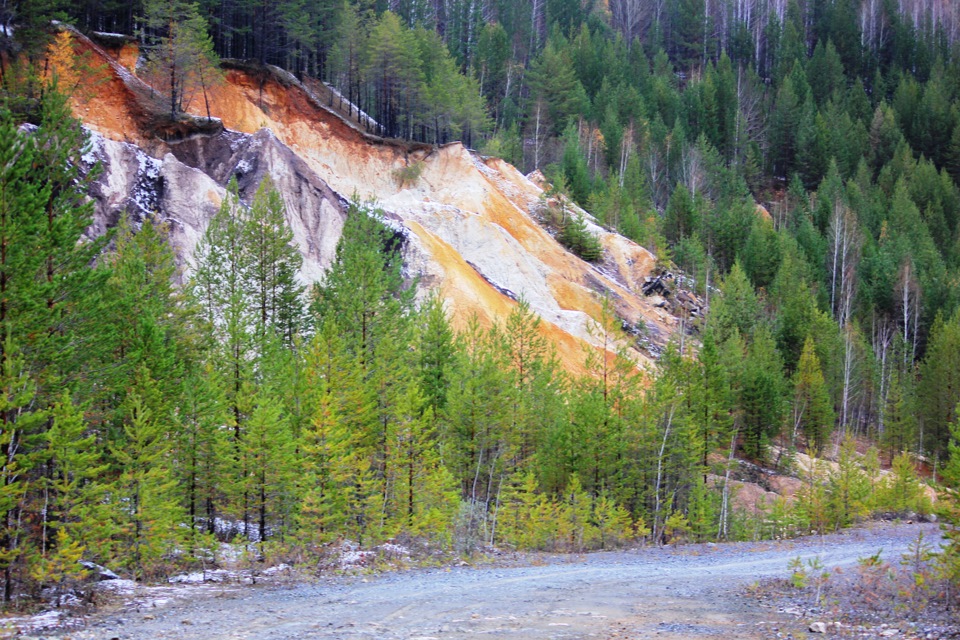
[70,29,686,371]
[83,124,347,285]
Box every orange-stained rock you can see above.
[60,27,688,372]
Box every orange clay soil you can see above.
[60,29,675,374]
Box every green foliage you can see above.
[825,438,871,529]
[559,213,603,262]
[710,262,761,343]
[738,325,788,461]
[792,336,835,455]
[938,407,960,589]
[141,0,222,119]
[788,555,830,603]
[917,310,960,461]
[527,37,588,136]
[29,529,88,605]
[876,452,931,515]
[108,370,184,581]
[796,455,831,533]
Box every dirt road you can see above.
[66,522,939,640]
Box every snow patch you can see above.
[262,563,292,576]
[82,130,105,166]
[131,150,163,214]
[4,609,63,635]
[332,540,376,570]
[320,82,380,130]
[379,542,410,558]
[97,578,137,594]
[169,569,236,584]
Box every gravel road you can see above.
[63,522,940,640]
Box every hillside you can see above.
[70,28,690,374]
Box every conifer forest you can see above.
[2,0,960,609]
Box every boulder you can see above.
[80,560,120,581]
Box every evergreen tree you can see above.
[559,213,603,261]
[142,0,221,119]
[738,325,787,461]
[663,182,697,244]
[241,389,296,546]
[917,309,960,461]
[191,180,255,435]
[741,217,782,291]
[417,293,454,414]
[108,370,182,581]
[710,262,760,343]
[938,405,960,589]
[40,394,110,566]
[527,36,588,136]
[443,318,515,509]
[0,93,103,602]
[791,336,835,455]
[825,437,870,529]
[313,200,413,367]
[244,177,306,347]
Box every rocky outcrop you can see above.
[69,29,690,371]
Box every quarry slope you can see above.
[71,29,685,372]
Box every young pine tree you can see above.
[792,336,835,456]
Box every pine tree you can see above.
[443,319,516,509]
[417,293,453,414]
[108,370,182,581]
[40,394,110,563]
[685,475,718,542]
[938,405,960,589]
[191,180,255,438]
[313,200,414,368]
[792,336,835,455]
[559,474,596,551]
[825,437,870,530]
[241,389,296,547]
[95,216,185,431]
[177,362,228,538]
[363,12,425,138]
[527,36,588,136]
[917,310,960,462]
[244,177,306,348]
[739,326,787,461]
[298,319,356,546]
[0,93,103,602]
[142,0,222,119]
[741,217,782,291]
[663,182,697,244]
[592,491,633,549]
[881,370,917,456]
[877,452,929,515]
[710,262,761,343]
[559,212,603,261]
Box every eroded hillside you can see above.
[70,28,691,372]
